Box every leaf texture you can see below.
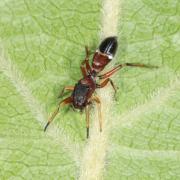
[0,0,179,179]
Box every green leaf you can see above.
[0,0,179,179]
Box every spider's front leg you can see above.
[81,46,92,76]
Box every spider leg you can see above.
[81,46,92,76]
[85,105,90,138]
[44,96,72,131]
[96,78,117,99]
[58,86,74,98]
[98,63,158,79]
[91,95,102,132]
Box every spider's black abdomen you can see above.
[99,36,118,58]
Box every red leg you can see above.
[58,86,74,98]
[96,78,117,96]
[98,63,158,79]
[81,46,92,76]
[84,46,92,73]
[81,66,87,77]
[44,97,72,131]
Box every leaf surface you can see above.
[0,0,179,179]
